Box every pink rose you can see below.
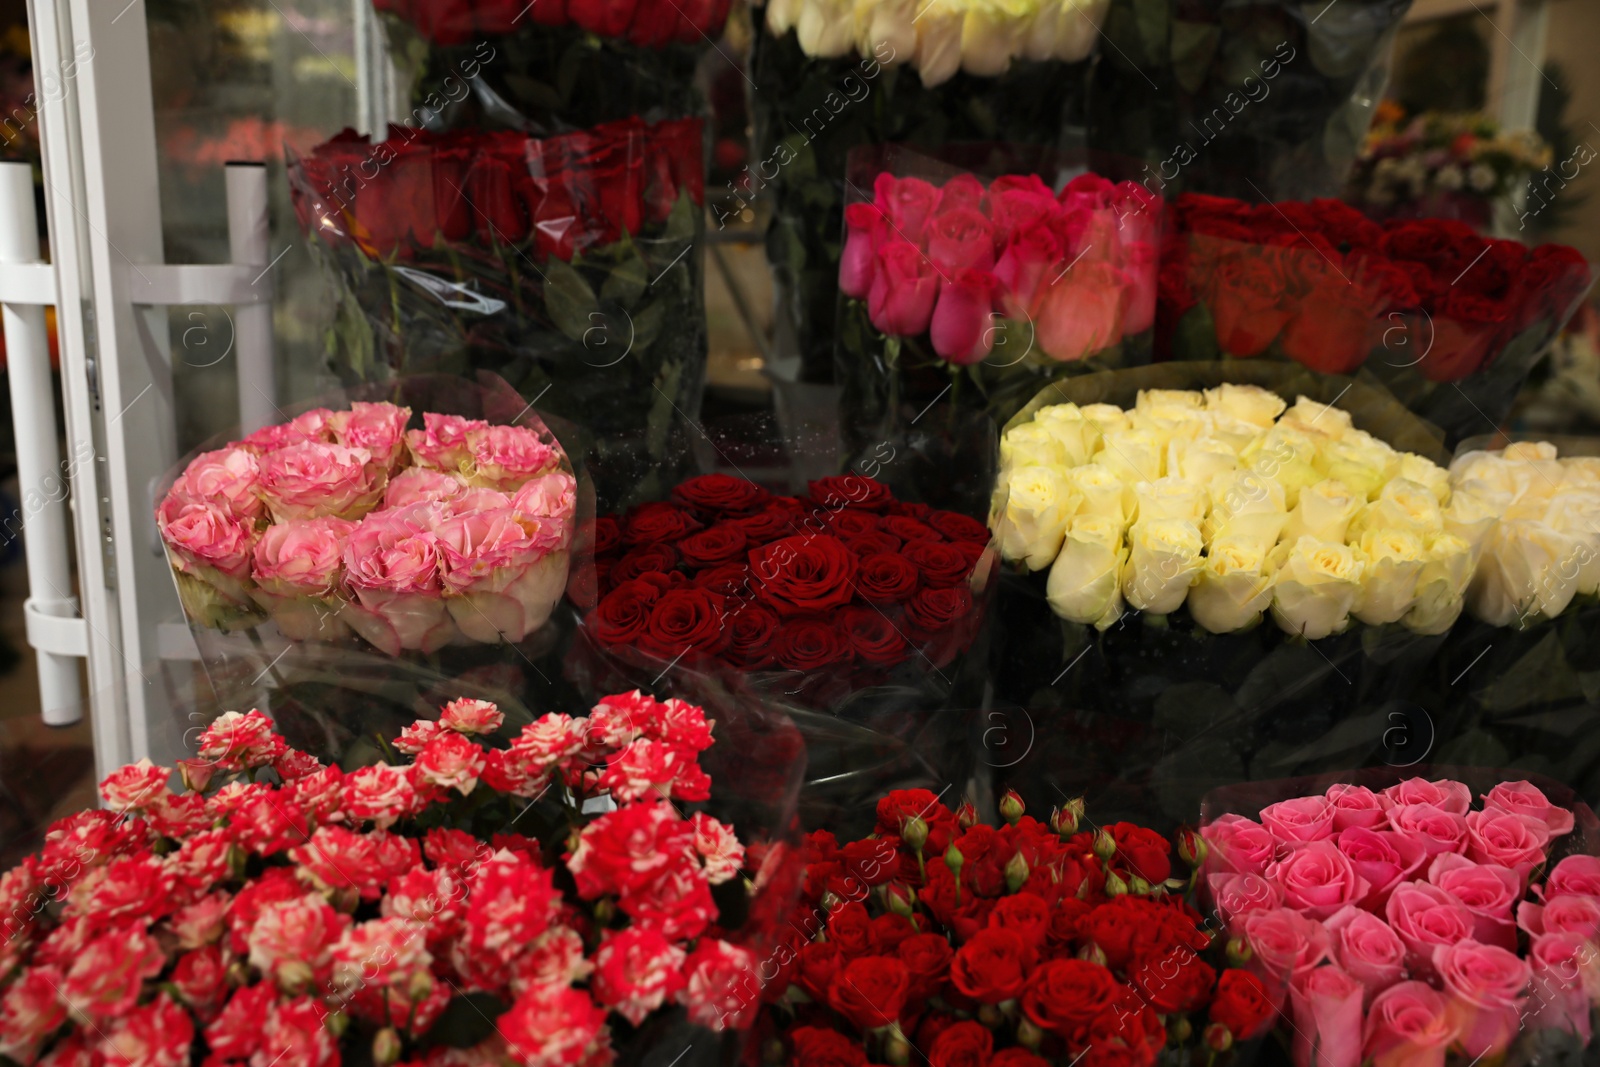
[1483,780,1575,837]
[1434,939,1529,1059]
[1363,981,1459,1067]
[679,938,759,1032]
[1208,872,1283,925]
[242,407,336,452]
[1386,803,1468,858]
[840,202,886,300]
[329,401,411,472]
[512,471,578,534]
[1464,808,1552,875]
[1114,180,1161,249]
[1033,259,1125,362]
[1385,882,1475,978]
[1335,826,1427,909]
[413,731,487,795]
[1544,855,1600,899]
[1059,172,1116,212]
[252,517,356,596]
[342,507,455,654]
[158,498,257,580]
[435,507,567,642]
[1381,778,1470,815]
[1427,854,1520,950]
[874,173,939,245]
[993,225,1062,320]
[1241,907,1331,987]
[1267,840,1372,920]
[1289,965,1364,1067]
[868,241,939,337]
[385,467,465,509]
[1529,932,1595,1043]
[169,447,264,522]
[467,424,559,492]
[929,269,999,365]
[1118,242,1159,338]
[989,183,1060,245]
[1261,796,1338,847]
[447,487,513,516]
[406,412,488,472]
[1326,784,1388,832]
[0,965,67,1063]
[937,173,985,215]
[1324,906,1406,999]
[258,441,381,521]
[1203,814,1280,876]
[1518,893,1600,940]
[925,206,995,274]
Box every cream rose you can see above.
[1542,489,1600,594]
[1352,527,1426,625]
[1001,422,1078,474]
[1368,477,1446,535]
[798,0,858,58]
[1205,383,1286,429]
[1123,518,1203,614]
[911,0,965,84]
[1136,388,1205,411]
[1403,533,1473,635]
[1443,487,1506,558]
[1271,536,1365,639]
[995,465,1082,571]
[1282,478,1361,545]
[1068,464,1126,525]
[960,0,1029,76]
[1079,403,1132,434]
[1398,453,1451,504]
[1046,515,1127,629]
[1205,469,1287,544]
[1281,396,1355,438]
[1168,435,1239,486]
[1094,429,1164,486]
[1467,519,1585,627]
[1188,535,1276,633]
[854,0,919,60]
[1241,425,1321,507]
[1133,477,1207,524]
[1314,430,1399,501]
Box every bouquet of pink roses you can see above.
[0,690,801,1066]
[157,400,576,656]
[1199,773,1599,1067]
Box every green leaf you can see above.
[542,257,600,343]
[660,191,698,248]
[1132,0,1169,63]
[599,232,648,307]
[426,993,508,1050]
[1173,303,1220,361]
[629,300,666,356]
[499,74,562,112]
[1171,20,1221,93]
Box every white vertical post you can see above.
[0,161,82,726]
[227,163,274,434]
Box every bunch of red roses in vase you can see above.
[0,691,802,1067]
[758,789,1279,1067]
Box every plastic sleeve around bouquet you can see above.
[985,361,1453,833]
[287,118,707,511]
[1157,193,1595,445]
[834,142,1163,464]
[1089,0,1411,202]
[747,3,1106,385]
[155,373,595,764]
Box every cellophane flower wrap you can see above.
[836,145,1162,486]
[746,0,1109,384]
[1198,769,1600,1067]
[1158,192,1593,444]
[1088,0,1411,203]
[288,119,707,510]
[761,789,1279,1067]
[983,361,1463,834]
[0,689,807,1067]
[563,469,999,838]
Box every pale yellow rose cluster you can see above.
[1452,442,1600,628]
[762,0,1109,87]
[992,385,1473,639]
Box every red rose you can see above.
[898,932,954,1002]
[639,587,727,658]
[1086,988,1165,1067]
[1109,822,1173,884]
[610,543,680,584]
[749,535,859,616]
[826,509,881,539]
[693,563,752,596]
[986,891,1051,942]
[626,0,679,47]
[589,579,662,645]
[795,941,844,1002]
[466,142,531,244]
[928,1020,992,1067]
[1421,287,1512,382]
[623,502,701,545]
[1046,897,1095,947]
[1130,947,1216,1014]
[1208,969,1276,1039]
[1020,958,1119,1038]
[902,541,975,587]
[990,1051,1050,1067]
[919,864,995,942]
[809,476,896,512]
[1205,251,1293,357]
[842,607,909,667]
[1279,274,1381,374]
[927,511,991,544]
[724,603,779,668]
[773,618,848,670]
[827,901,877,957]
[875,173,940,246]
[731,504,803,542]
[950,929,1028,1003]
[790,1027,867,1067]
[876,788,954,838]
[846,530,904,557]
[872,913,916,954]
[678,524,748,567]
[1523,242,1592,319]
[927,207,996,274]
[592,516,622,555]
[672,473,772,516]
[1382,219,1479,275]
[882,516,940,543]
[905,585,973,633]
[827,956,910,1031]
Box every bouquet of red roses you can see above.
[290,119,707,510]
[1200,772,1600,1067]
[1158,192,1592,442]
[0,690,802,1067]
[760,789,1278,1067]
[371,0,732,47]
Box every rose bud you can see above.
[1094,828,1117,860]
[1178,827,1208,867]
[1052,797,1085,837]
[978,1003,1005,1028]
[325,1011,351,1037]
[945,844,965,876]
[1169,1016,1193,1046]
[226,960,250,987]
[373,1028,401,1067]
[884,1025,911,1065]
[1105,870,1130,897]
[1129,875,1153,896]
[762,1039,785,1066]
[999,790,1025,825]
[1204,1023,1234,1053]
[1226,937,1253,968]
[956,801,979,830]
[1005,851,1030,892]
[1017,1018,1044,1049]
[177,757,216,794]
[901,814,929,852]
[886,883,916,917]
[1077,942,1108,967]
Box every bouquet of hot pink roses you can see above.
[1199,773,1599,1067]
[157,399,576,656]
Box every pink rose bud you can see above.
[329,401,411,472]
[1034,259,1126,362]
[1059,171,1116,213]
[874,172,939,245]
[1529,932,1595,1043]
[157,496,257,580]
[1208,872,1282,925]
[840,202,885,300]
[405,412,488,473]
[252,517,357,596]
[1261,796,1338,847]
[1266,840,1372,920]
[1482,780,1575,837]
[258,441,382,522]
[1427,853,1520,949]
[511,471,577,531]
[929,269,999,366]
[1289,964,1365,1067]
[1517,892,1600,940]
[868,241,939,338]
[1334,826,1427,910]
[1434,939,1530,1059]
[1240,907,1331,988]
[925,206,995,275]
[1325,784,1387,832]
[467,424,559,492]
[1385,882,1475,979]
[1544,854,1600,899]
[1363,981,1458,1067]
[1381,777,1471,816]
[1385,803,1468,858]
[992,225,1063,321]
[169,447,264,523]
[936,173,985,215]
[385,467,465,510]
[1324,905,1406,1000]
[1464,808,1552,876]
[1119,242,1159,338]
[242,407,336,452]
[988,184,1060,245]
[1201,814,1280,877]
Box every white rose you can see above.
[1205,469,1287,544]
[1562,456,1600,488]
[1001,422,1077,474]
[1188,535,1276,633]
[960,0,1028,76]
[1022,0,1062,60]
[1352,527,1426,625]
[1240,425,1321,507]
[1136,388,1205,412]
[857,0,920,63]
[1094,428,1163,486]
[1281,395,1355,438]
[1168,435,1239,486]
[1133,477,1207,524]
[913,0,965,85]
[995,465,1081,571]
[1467,519,1585,627]
[1443,486,1505,559]
[766,0,803,35]
[1352,477,1445,538]
[1123,519,1204,614]
[1046,516,1127,630]
[1504,441,1559,462]
[1079,403,1131,435]
[1542,489,1600,595]
[797,0,857,56]
[1069,464,1126,525]
[1051,0,1107,60]
[1204,383,1286,429]
[1032,402,1082,424]
[1128,405,1208,454]
[1281,478,1361,545]
[1314,430,1399,501]
[1403,533,1473,635]
[1208,413,1267,454]
[1397,453,1450,504]
[1450,450,1517,497]
[1270,536,1364,639]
